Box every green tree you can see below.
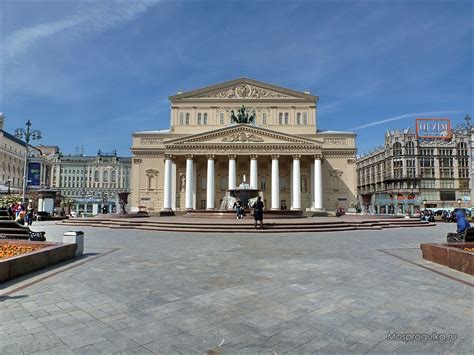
[60,198,75,215]
[0,194,23,208]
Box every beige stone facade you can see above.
[130,78,357,212]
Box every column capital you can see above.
[164,154,173,160]
[271,154,280,160]
[207,154,215,160]
[228,154,237,160]
[185,154,194,160]
[250,154,258,160]
[293,154,301,160]
[313,153,323,160]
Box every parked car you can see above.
[34,211,51,221]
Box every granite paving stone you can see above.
[0,221,471,354]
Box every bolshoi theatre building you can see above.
[130,78,357,214]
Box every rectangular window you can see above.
[284,113,289,125]
[219,113,224,125]
[262,113,266,125]
[203,113,208,125]
[421,191,439,200]
[440,180,454,189]
[200,200,206,209]
[296,113,301,125]
[440,191,455,201]
[201,177,207,191]
[421,180,435,188]
[185,113,190,125]
[179,113,184,125]
[279,113,283,125]
[303,112,308,125]
[197,113,202,125]
[220,177,227,191]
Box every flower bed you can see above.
[0,240,77,282]
[0,243,46,260]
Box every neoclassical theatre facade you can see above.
[130,78,357,213]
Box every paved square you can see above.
[0,222,472,354]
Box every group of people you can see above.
[420,209,435,222]
[6,202,34,226]
[232,196,264,230]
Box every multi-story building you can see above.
[357,127,471,215]
[131,78,357,213]
[51,150,131,215]
[0,114,53,195]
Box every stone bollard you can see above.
[63,231,84,256]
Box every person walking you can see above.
[25,204,34,226]
[251,196,264,230]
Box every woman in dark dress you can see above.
[252,196,264,230]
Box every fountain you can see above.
[185,174,304,219]
[220,175,261,210]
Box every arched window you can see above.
[111,171,116,182]
[393,142,402,156]
[203,113,208,125]
[262,113,267,125]
[94,171,99,182]
[197,113,202,125]
[185,113,190,125]
[103,171,109,182]
[405,141,415,155]
[279,113,283,125]
[296,113,301,125]
[179,113,184,125]
[284,113,289,125]
[219,113,224,125]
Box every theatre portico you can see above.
[130,78,357,214]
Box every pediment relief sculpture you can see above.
[199,84,292,99]
[222,132,264,142]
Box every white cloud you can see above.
[4,0,158,59]
[351,110,462,130]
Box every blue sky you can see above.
[1,0,472,156]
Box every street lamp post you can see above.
[5,179,12,194]
[15,120,42,204]
[457,198,462,208]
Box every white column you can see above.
[163,156,173,210]
[193,162,197,209]
[314,155,323,210]
[310,163,315,209]
[206,155,215,210]
[271,155,280,210]
[171,162,177,210]
[250,155,258,189]
[228,155,236,190]
[291,155,301,210]
[185,155,194,210]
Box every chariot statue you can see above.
[230,105,256,124]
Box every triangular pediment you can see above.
[164,125,320,146]
[170,78,318,101]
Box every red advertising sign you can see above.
[416,118,451,139]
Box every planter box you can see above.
[0,240,77,282]
[420,242,474,275]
